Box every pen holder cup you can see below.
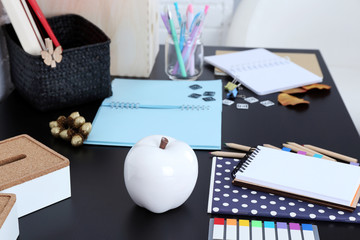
[3,14,112,111]
[165,33,203,81]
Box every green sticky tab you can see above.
[251,220,262,228]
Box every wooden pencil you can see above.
[263,144,281,150]
[304,144,358,163]
[283,143,336,162]
[225,143,253,152]
[210,151,247,159]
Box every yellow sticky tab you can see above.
[239,219,250,226]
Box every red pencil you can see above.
[25,0,60,48]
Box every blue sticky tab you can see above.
[302,224,313,231]
[313,153,323,158]
[350,162,360,166]
[282,147,291,152]
[264,221,275,228]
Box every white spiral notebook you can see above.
[232,146,360,211]
[204,48,323,95]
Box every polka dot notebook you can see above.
[207,156,360,223]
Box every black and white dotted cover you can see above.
[207,157,360,223]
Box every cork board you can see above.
[0,193,16,229]
[0,135,69,191]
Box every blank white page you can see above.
[204,48,322,95]
[235,146,360,206]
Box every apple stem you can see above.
[159,137,169,149]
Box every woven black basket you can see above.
[3,14,112,111]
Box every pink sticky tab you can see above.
[298,151,307,155]
[289,223,301,230]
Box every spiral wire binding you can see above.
[181,105,210,111]
[107,102,210,110]
[231,147,260,179]
[110,102,140,109]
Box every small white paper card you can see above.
[244,97,259,103]
[260,100,275,107]
[236,103,249,109]
[223,99,234,106]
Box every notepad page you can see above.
[204,48,322,95]
[235,146,360,206]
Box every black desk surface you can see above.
[1,46,360,239]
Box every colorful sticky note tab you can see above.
[239,219,249,227]
[264,221,275,228]
[213,218,224,240]
[289,223,302,240]
[208,218,320,240]
[264,221,276,240]
[251,220,263,240]
[277,222,289,240]
[238,220,250,240]
[214,218,224,225]
[302,224,313,231]
[226,219,237,240]
[302,224,316,240]
[313,153,323,158]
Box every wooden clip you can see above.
[41,38,62,68]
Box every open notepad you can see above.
[84,78,222,149]
[232,146,360,211]
[204,48,323,95]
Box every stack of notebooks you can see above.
[208,146,360,223]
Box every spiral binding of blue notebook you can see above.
[208,156,360,223]
[84,78,222,150]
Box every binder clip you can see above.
[225,78,241,100]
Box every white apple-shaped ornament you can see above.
[124,135,198,213]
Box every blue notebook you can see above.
[84,78,222,149]
[208,156,360,223]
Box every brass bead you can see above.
[56,116,67,126]
[80,122,92,135]
[71,134,84,147]
[60,129,71,140]
[51,127,61,137]
[69,112,80,119]
[73,116,86,128]
[49,121,59,128]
